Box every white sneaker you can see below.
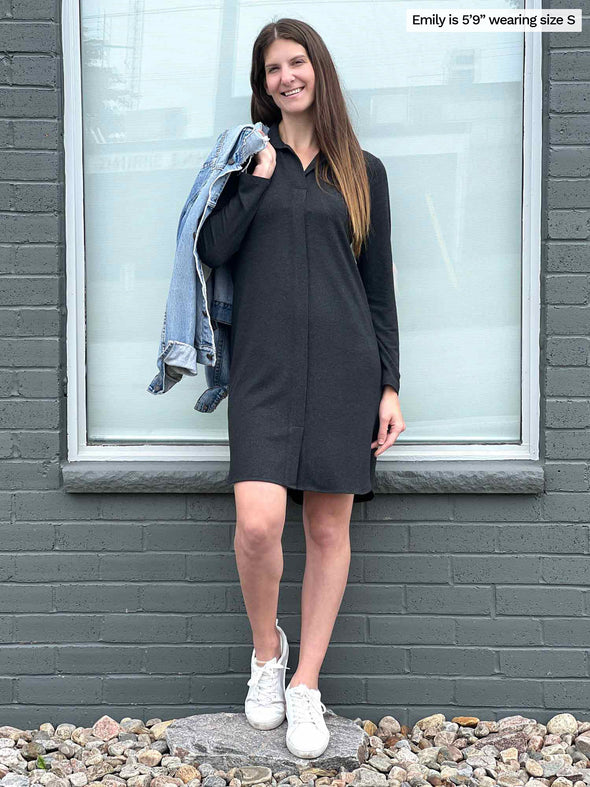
[285,683,330,758]
[245,618,290,730]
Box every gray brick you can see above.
[338,584,404,614]
[456,618,542,646]
[497,523,587,553]
[365,494,452,521]
[12,119,58,149]
[456,678,543,707]
[546,336,590,365]
[544,680,590,709]
[14,615,102,643]
[544,617,590,646]
[542,491,590,521]
[12,0,57,18]
[550,51,590,80]
[549,0,590,11]
[545,366,590,395]
[18,307,61,335]
[0,276,59,306]
[0,433,13,457]
[57,646,148,674]
[13,430,59,458]
[102,615,186,644]
[366,677,452,705]
[452,495,542,522]
[13,553,99,581]
[0,368,16,394]
[409,524,496,553]
[100,554,183,582]
[549,147,590,178]
[549,178,590,211]
[454,556,541,584]
[0,23,57,53]
[0,459,60,489]
[16,369,59,397]
[145,522,231,551]
[0,521,54,549]
[547,242,590,271]
[500,648,584,677]
[542,556,590,584]
[186,494,237,521]
[14,490,102,520]
[0,86,58,117]
[0,584,52,612]
[406,586,492,615]
[350,523,409,552]
[550,83,590,113]
[0,120,12,146]
[0,400,58,428]
[54,584,142,612]
[543,461,589,491]
[364,555,450,583]
[13,183,59,211]
[14,243,59,272]
[545,273,590,303]
[16,676,101,704]
[0,214,59,245]
[0,646,53,673]
[0,244,16,273]
[103,677,189,704]
[545,430,590,459]
[141,583,225,613]
[100,494,186,521]
[369,615,454,645]
[0,492,12,520]
[323,645,405,675]
[496,586,585,616]
[410,647,495,676]
[548,209,590,239]
[0,337,59,367]
[148,645,229,675]
[0,680,13,703]
[11,55,56,85]
[550,117,590,146]
[56,522,142,552]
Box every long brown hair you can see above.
[249,18,371,259]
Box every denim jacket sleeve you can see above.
[356,153,401,395]
[196,170,271,269]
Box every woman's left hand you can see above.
[371,385,405,457]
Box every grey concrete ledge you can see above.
[61,460,545,494]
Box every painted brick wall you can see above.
[0,0,589,729]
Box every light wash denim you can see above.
[147,121,270,412]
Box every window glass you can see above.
[81,0,524,443]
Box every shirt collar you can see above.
[268,120,324,163]
[268,120,287,149]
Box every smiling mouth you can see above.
[281,86,304,97]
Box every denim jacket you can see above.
[146,121,270,412]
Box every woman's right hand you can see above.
[252,140,276,179]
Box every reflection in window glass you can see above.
[81,0,524,444]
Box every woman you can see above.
[196,18,405,759]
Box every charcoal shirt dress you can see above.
[196,120,400,505]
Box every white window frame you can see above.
[62,0,542,464]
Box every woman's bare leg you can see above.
[233,481,287,662]
[289,491,354,690]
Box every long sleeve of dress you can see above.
[356,155,401,394]
[196,169,271,268]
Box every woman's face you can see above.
[264,38,315,116]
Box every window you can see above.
[63,0,541,463]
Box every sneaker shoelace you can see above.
[288,686,327,725]
[247,660,290,705]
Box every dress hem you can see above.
[227,476,374,505]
